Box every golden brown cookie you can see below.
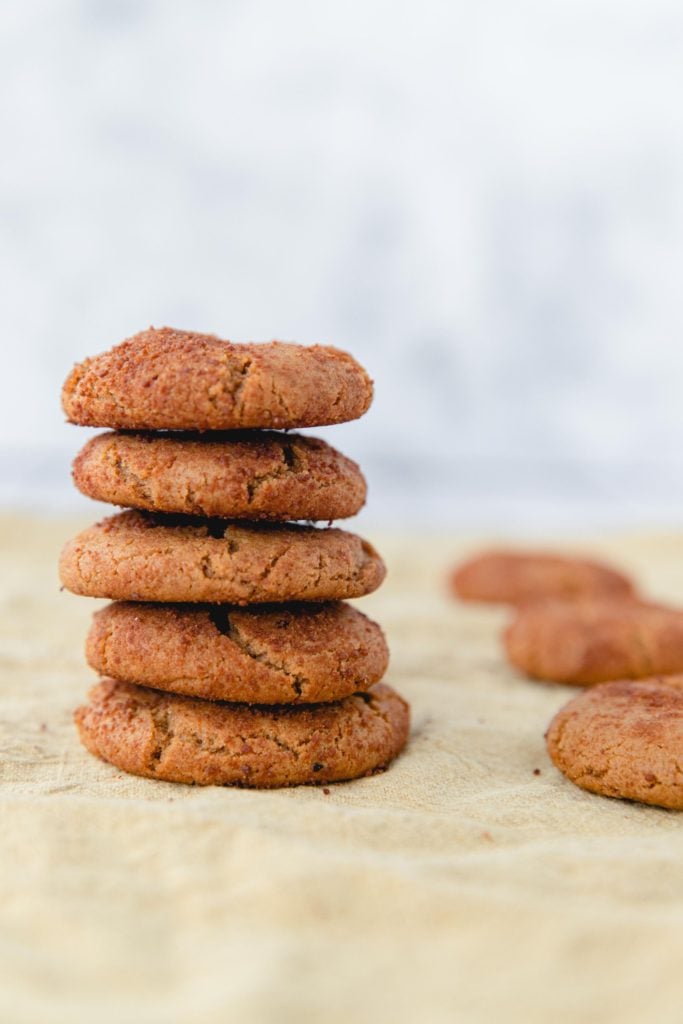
[75,678,410,787]
[546,676,683,809]
[62,327,373,430]
[505,599,683,685]
[451,549,635,606]
[59,511,386,604]
[86,601,389,704]
[72,429,366,521]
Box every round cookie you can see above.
[75,679,410,787]
[86,601,389,704]
[62,327,373,430]
[546,676,683,808]
[451,549,635,606]
[72,430,366,521]
[59,510,386,604]
[505,599,683,685]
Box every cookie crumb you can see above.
[533,768,541,776]
[323,787,331,795]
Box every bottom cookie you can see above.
[546,676,683,809]
[75,679,410,788]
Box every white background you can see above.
[2,0,683,530]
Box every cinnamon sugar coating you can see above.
[86,601,389,704]
[506,599,683,685]
[72,430,366,521]
[546,676,683,808]
[62,327,373,430]
[59,510,386,604]
[451,549,635,606]
[75,679,410,787]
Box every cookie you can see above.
[546,676,683,809]
[505,599,683,685]
[75,678,410,787]
[451,549,635,606]
[59,511,386,604]
[62,327,373,430]
[72,429,366,522]
[86,601,389,704]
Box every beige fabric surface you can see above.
[3,517,683,1024]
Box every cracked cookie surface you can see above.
[506,599,683,685]
[75,679,410,787]
[451,549,635,606]
[87,601,389,703]
[59,510,386,604]
[62,327,373,430]
[546,676,683,808]
[72,429,366,521]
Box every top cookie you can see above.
[62,327,374,430]
[451,549,635,606]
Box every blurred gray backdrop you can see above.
[2,0,683,530]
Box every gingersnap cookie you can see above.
[505,599,683,685]
[451,549,635,606]
[62,327,373,430]
[59,510,385,604]
[72,430,366,521]
[546,676,683,809]
[86,601,389,704]
[75,678,410,787]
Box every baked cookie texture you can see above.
[451,549,635,606]
[60,511,385,604]
[75,678,410,787]
[72,430,366,521]
[62,329,406,788]
[86,601,389,704]
[505,599,683,685]
[546,676,683,809]
[62,327,373,430]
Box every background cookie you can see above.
[62,327,373,430]
[72,430,366,521]
[505,599,683,685]
[87,601,389,704]
[546,676,683,809]
[75,678,410,787]
[451,549,635,606]
[59,510,386,604]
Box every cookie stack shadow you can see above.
[59,327,409,788]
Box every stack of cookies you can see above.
[452,547,683,809]
[59,327,409,788]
